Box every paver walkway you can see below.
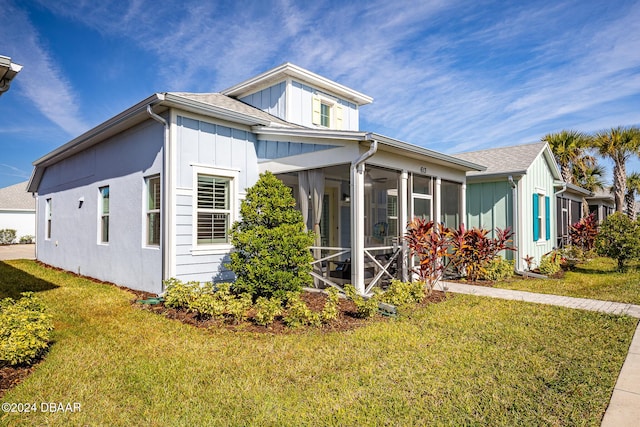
[437,281,640,427]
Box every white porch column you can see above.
[435,177,442,224]
[461,182,467,227]
[400,170,409,282]
[350,163,366,294]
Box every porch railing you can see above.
[308,243,402,294]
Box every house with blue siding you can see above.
[454,142,574,271]
[28,63,483,295]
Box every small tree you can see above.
[595,212,640,270]
[228,172,314,299]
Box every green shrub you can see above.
[320,288,340,324]
[379,279,425,306]
[539,251,562,275]
[19,235,34,244]
[163,278,199,309]
[0,292,53,366]
[283,294,320,327]
[254,297,283,326]
[595,212,640,271]
[189,292,226,319]
[226,293,253,323]
[0,229,17,245]
[228,172,314,300]
[344,285,379,319]
[481,257,514,281]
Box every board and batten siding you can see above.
[238,81,286,119]
[239,80,359,130]
[173,115,259,283]
[518,154,557,269]
[465,181,513,258]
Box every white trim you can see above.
[191,165,239,253]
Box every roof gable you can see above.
[453,142,561,180]
[222,63,373,106]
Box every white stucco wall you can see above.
[35,119,164,294]
[0,210,35,241]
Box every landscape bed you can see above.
[0,259,637,426]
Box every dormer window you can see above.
[312,95,343,130]
[320,103,331,127]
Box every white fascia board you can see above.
[222,62,373,106]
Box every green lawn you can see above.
[494,257,640,304]
[1,259,637,426]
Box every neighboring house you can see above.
[454,142,568,271]
[587,188,615,223]
[0,181,35,241]
[556,183,592,247]
[0,55,23,96]
[28,63,483,295]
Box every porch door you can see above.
[412,196,432,221]
[320,187,338,247]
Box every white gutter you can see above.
[350,133,378,295]
[147,105,171,293]
[554,182,567,196]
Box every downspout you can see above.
[350,133,378,295]
[147,104,170,294]
[508,175,524,275]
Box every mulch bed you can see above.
[0,361,43,399]
[137,290,450,334]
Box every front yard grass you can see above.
[494,257,640,304]
[1,259,637,426]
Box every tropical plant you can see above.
[448,224,515,282]
[624,172,640,220]
[573,163,606,193]
[481,257,514,281]
[593,126,640,213]
[228,172,315,299]
[569,213,598,251]
[542,130,594,184]
[595,212,640,270]
[405,218,451,289]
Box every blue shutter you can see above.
[532,193,539,241]
[545,196,551,240]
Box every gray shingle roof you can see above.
[452,142,547,177]
[168,92,299,128]
[0,181,35,210]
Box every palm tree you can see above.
[573,163,605,193]
[593,126,640,213]
[542,130,593,183]
[625,172,640,220]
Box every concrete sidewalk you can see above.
[0,243,35,260]
[437,281,640,427]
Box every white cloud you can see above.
[1,1,89,136]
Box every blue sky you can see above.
[1,0,640,189]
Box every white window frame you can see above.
[99,186,110,244]
[191,165,238,255]
[145,175,161,247]
[312,94,343,130]
[45,198,52,240]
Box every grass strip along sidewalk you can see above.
[1,259,637,426]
